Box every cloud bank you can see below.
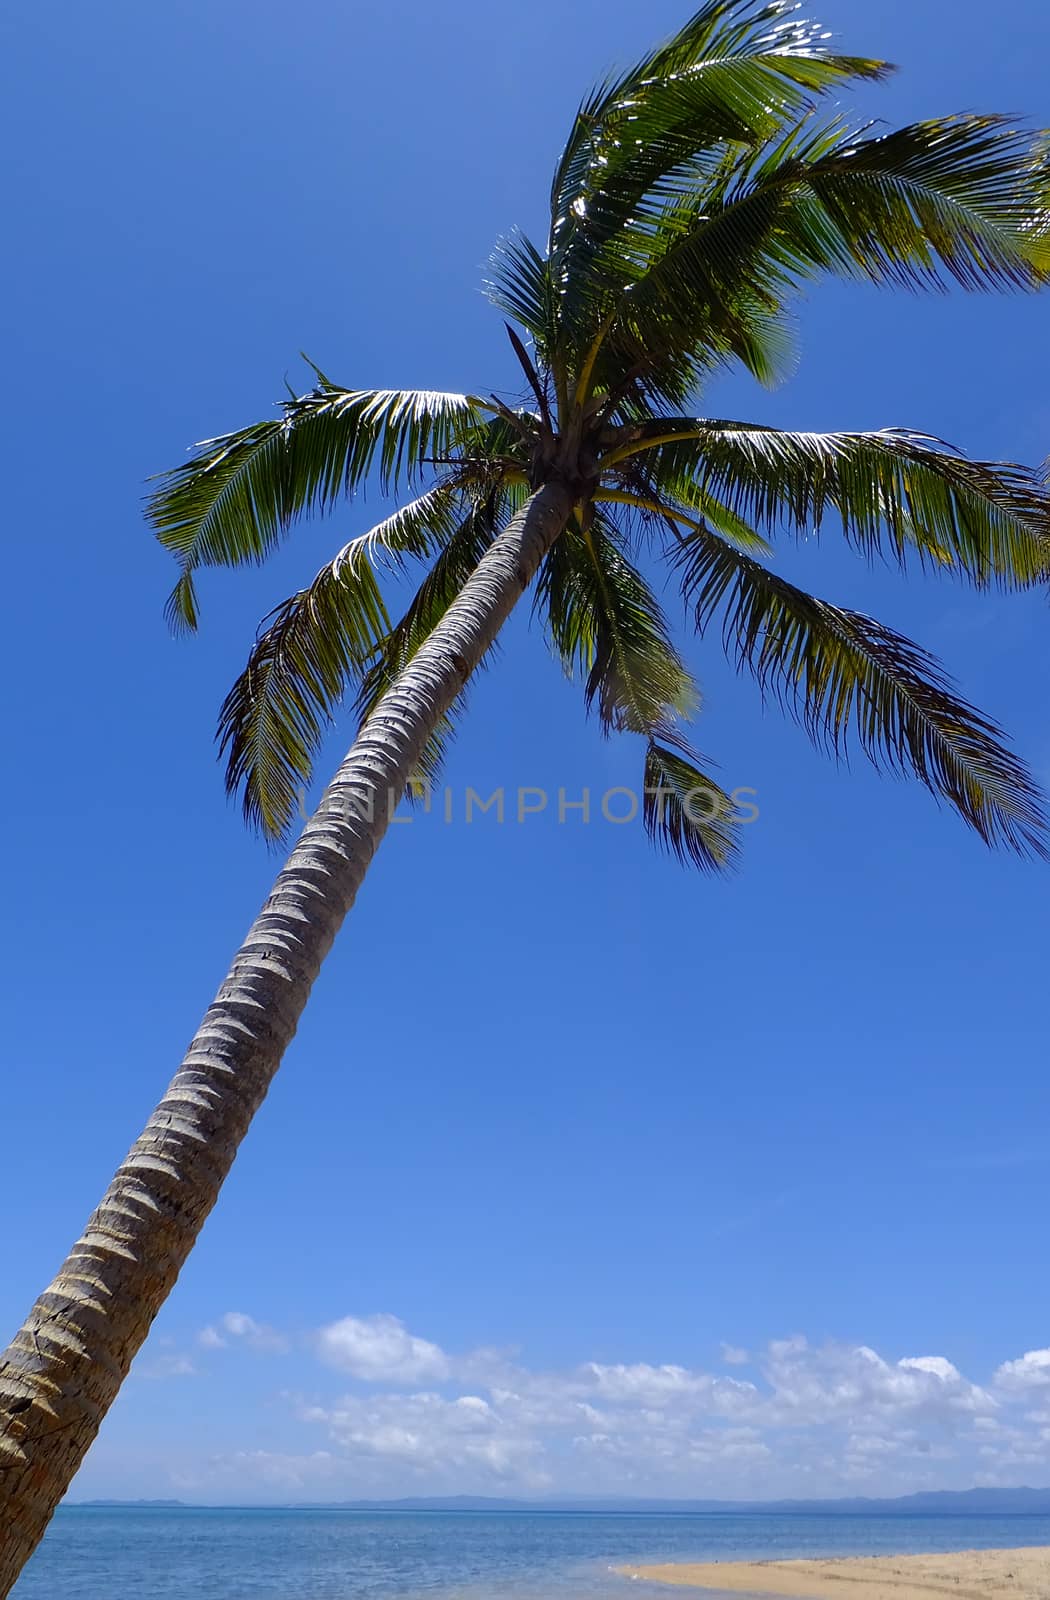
[152,1312,1050,1501]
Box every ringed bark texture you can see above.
[0,479,573,1592]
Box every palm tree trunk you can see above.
[0,478,574,1591]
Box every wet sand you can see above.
[618,1546,1050,1600]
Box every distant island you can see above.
[75,1499,187,1508]
[69,1487,1050,1515]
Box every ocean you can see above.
[13,1508,1050,1600]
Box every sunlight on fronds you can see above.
[613,422,1050,589]
[149,387,487,631]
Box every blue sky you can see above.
[3,0,1050,1503]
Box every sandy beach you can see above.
[619,1547,1050,1600]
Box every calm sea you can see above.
[13,1508,1050,1600]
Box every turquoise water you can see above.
[14,1508,1050,1600]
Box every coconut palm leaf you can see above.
[609,421,1050,588]
[595,286,800,409]
[339,484,467,571]
[628,113,1050,297]
[643,739,742,872]
[148,385,488,631]
[628,0,886,90]
[597,472,775,556]
[677,527,1049,854]
[217,537,394,839]
[538,515,741,870]
[582,114,1050,407]
[537,512,698,736]
[486,233,561,360]
[549,2,890,334]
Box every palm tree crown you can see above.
[149,0,1050,862]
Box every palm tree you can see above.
[2,0,1050,1583]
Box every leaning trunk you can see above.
[0,479,574,1591]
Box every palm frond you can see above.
[536,511,698,735]
[714,295,800,392]
[588,114,1050,405]
[677,528,1049,855]
[537,510,740,872]
[643,739,742,872]
[550,1,889,331]
[629,0,887,90]
[610,421,1050,588]
[486,233,560,358]
[795,114,1050,288]
[592,288,799,410]
[600,465,775,556]
[338,484,466,573]
[217,538,395,841]
[149,384,486,631]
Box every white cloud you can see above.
[759,1338,993,1426]
[582,1361,756,1408]
[317,1314,451,1384]
[899,1356,963,1382]
[994,1348,1050,1392]
[721,1344,750,1366]
[199,1312,288,1355]
[308,1389,546,1483]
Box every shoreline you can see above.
[618,1546,1050,1600]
